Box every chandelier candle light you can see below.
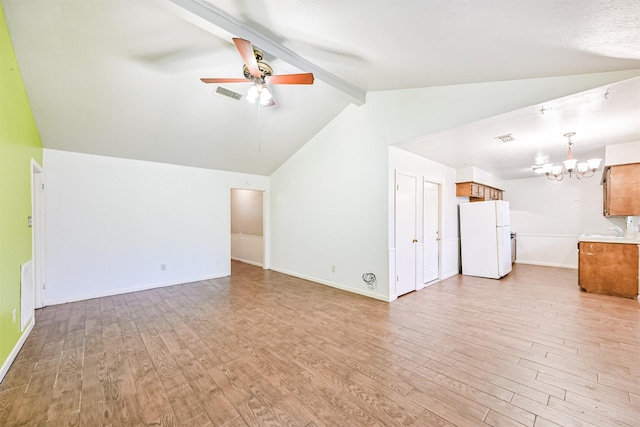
[536,132,602,181]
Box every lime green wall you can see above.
[0,4,43,369]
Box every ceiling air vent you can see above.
[494,134,514,143]
[214,86,242,101]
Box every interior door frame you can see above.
[229,187,269,270]
[31,159,45,309]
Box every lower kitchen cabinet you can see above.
[578,241,639,299]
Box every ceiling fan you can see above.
[200,38,314,107]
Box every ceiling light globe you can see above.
[563,158,577,172]
[587,158,602,171]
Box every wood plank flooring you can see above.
[1,262,639,426]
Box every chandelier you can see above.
[533,132,602,181]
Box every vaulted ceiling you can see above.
[3,0,640,178]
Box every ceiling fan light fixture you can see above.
[246,84,275,107]
[200,38,314,108]
[246,84,260,103]
[259,87,273,106]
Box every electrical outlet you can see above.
[331,265,336,273]
[160,264,166,271]
[12,309,16,324]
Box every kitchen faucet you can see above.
[608,226,623,237]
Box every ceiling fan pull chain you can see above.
[258,102,262,153]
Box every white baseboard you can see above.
[0,320,34,385]
[45,273,229,306]
[231,257,263,268]
[515,260,578,270]
[269,267,391,302]
[441,270,459,280]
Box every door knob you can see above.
[412,239,418,243]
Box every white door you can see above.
[423,181,440,283]
[395,173,417,297]
[32,161,46,309]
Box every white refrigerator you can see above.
[459,200,512,279]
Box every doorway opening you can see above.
[230,188,265,268]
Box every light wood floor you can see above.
[1,262,639,427]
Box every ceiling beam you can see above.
[168,0,367,106]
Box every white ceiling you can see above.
[397,76,640,180]
[3,0,640,177]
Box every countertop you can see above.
[578,234,640,244]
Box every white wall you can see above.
[388,146,459,299]
[231,189,264,236]
[504,173,625,268]
[456,166,506,190]
[270,104,391,300]
[605,141,640,166]
[43,149,269,304]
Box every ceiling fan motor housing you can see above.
[243,61,273,83]
[242,48,272,83]
[200,39,314,88]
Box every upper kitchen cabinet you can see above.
[455,182,503,202]
[602,163,640,217]
[455,167,505,202]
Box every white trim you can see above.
[423,278,441,288]
[230,233,263,239]
[388,247,396,302]
[516,233,580,238]
[269,267,392,302]
[45,274,227,306]
[231,257,263,267]
[441,270,459,280]
[0,321,34,384]
[416,242,425,290]
[30,159,45,309]
[514,260,578,269]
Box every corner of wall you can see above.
[0,4,43,381]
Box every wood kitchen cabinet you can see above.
[484,187,502,201]
[578,241,639,299]
[602,163,640,217]
[456,182,503,202]
[456,182,483,198]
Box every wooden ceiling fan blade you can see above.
[233,38,261,79]
[266,73,315,85]
[200,77,250,84]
